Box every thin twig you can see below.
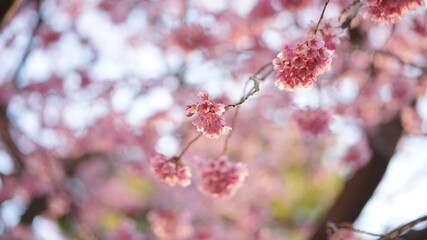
[225,63,273,111]
[314,0,330,34]
[339,0,360,21]
[327,222,383,238]
[379,215,427,240]
[177,132,202,158]
[13,0,42,88]
[341,2,363,29]
[216,106,240,159]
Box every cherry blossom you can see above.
[150,154,191,187]
[197,156,248,198]
[362,0,425,23]
[272,35,333,91]
[186,90,231,138]
[293,108,332,136]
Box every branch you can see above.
[225,62,273,111]
[177,133,202,159]
[13,0,42,88]
[0,105,24,174]
[314,0,330,34]
[20,196,47,225]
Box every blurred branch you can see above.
[0,105,24,174]
[225,62,273,111]
[0,0,22,29]
[327,222,383,238]
[13,0,42,88]
[311,116,403,240]
[399,226,427,240]
[20,196,47,225]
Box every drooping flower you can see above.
[272,35,333,91]
[186,90,231,138]
[150,154,191,187]
[293,108,332,136]
[197,156,248,198]
[362,0,424,23]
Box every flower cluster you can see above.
[150,154,191,187]
[186,90,231,138]
[148,210,194,240]
[272,35,333,91]
[362,0,425,23]
[312,19,344,50]
[197,156,248,198]
[171,23,211,51]
[293,108,332,136]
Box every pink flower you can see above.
[148,210,194,240]
[293,108,332,135]
[197,156,248,198]
[186,90,231,138]
[272,35,333,91]
[362,0,424,23]
[171,23,211,51]
[316,19,344,50]
[341,138,372,169]
[150,154,191,187]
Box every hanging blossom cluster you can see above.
[310,19,344,51]
[362,0,425,23]
[186,90,231,138]
[197,156,248,198]
[150,154,191,187]
[272,35,333,91]
[293,108,332,136]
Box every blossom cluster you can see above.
[272,35,333,91]
[312,19,344,50]
[171,23,211,51]
[186,90,231,138]
[197,156,248,198]
[293,108,332,136]
[150,154,191,187]
[362,0,425,23]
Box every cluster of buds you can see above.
[272,35,333,91]
[186,90,231,138]
[150,154,191,187]
[197,156,248,198]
